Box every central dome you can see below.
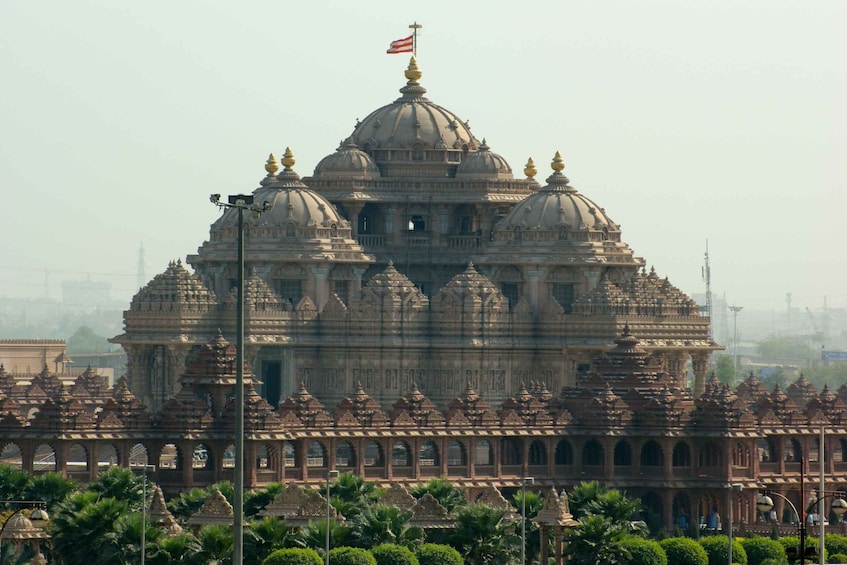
[349,57,478,153]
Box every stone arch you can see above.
[784,437,801,462]
[732,441,751,467]
[641,491,664,534]
[501,438,521,466]
[283,441,297,468]
[0,443,22,469]
[640,440,664,467]
[329,264,356,304]
[672,441,691,467]
[528,440,547,466]
[66,443,88,473]
[128,443,151,467]
[335,440,356,471]
[698,442,722,468]
[364,441,384,467]
[256,443,279,471]
[554,439,573,465]
[672,492,692,531]
[419,441,439,467]
[159,443,182,470]
[223,443,236,469]
[582,440,604,466]
[33,443,57,473]
[494,265,523,306]
[271,263,307,306]
[96,444,119,470]
[474,439,493,466]
[447,440,467,466]
[306,440,327,468]
[192,443,212,470]
[614,440,632,466]
[392,441,412,467]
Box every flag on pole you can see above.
[386,35,414,54]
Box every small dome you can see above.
[455,140,513,179]
[350,57,477,153]
[314,139,380,179]
[495,152,617,232]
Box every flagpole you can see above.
[409,22,421,57]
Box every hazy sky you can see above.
[1,0,844,313]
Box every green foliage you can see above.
[415,544,464,565]
[66,326,111,353]
[829,553,847,563]
[714,356,738,385]
[146,531,203,564]
[741,537,787,565]
[826,534,847,557]
[568,481,606,519]
[449,504,517,565]
[565,514,631,565]
[245,517,301,563]
[167,482,233,521]
[621,536,667,565]
[300,518,353,552]
[246,482,285,518]
[659,537,709,565]
[48,492,129,565]
[510,490,544,564]
[87,466,144,507]
[349,504,422,549]
[330,547,378,565]
[331,473,381,519]
[700,536,747,565]
[409,478,466,513]
[371,544,420,565]
[263,547,324,565]
[23,471,77,509]
[755,335,816,362]
[0,466,29,502]
[198,524,233,564]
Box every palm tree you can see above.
[22,472,77,510]
[198,524,233,565]
[145,531,203,564]
[511,490,545,565]
[88,466,144,508]
[101,512,162,564]
[567,481,606,519]
[564,514,631,565]
[48,492,129,565]
[299,519,353,554]
[0,466,29,503]
[409,478,466,513]
[244,517,301,564]
[349,504,422,549]
[245,482,284,518]
[449,504,518,565]
[331,473,380,519]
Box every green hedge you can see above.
[415,544,463,565]
[740,537,786,565]
[826,534,847,559]
[700,536,747,565]
[659,537,709,565]
[330,547,378,565]
[264,548,324,565]
[371,544,419,565]
[620,537,667,565]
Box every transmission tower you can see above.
[136,243,147,290]
[702,240,713,339]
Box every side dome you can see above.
[350,57,478,154]
[314,139,380,179]
[495,152,619,237]
[212,150,348,231]
[455,140,513,179]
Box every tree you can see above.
[88,466,144,508]
[263,547,323,565]
[370,544,419,565]
[22,472,77,510]
[66,326,110,354]
[620,536,667,565]
[714,356,738,386]
[699,536,747,565]
[146,532,203,564]
[332,473,381,519]
[564,514,630,565]
[48,492,129,565]
[245,517,301,564]
[198,524,233,565]
[101,511,162,565]
[659,537,708,565]
[0,466,29,503]
[349,504,422,549]
[510,490,544,565]
[330,547,378,565]
[449,504,517,565]
[567,481,607,519]
[246,482,285,518]
[409,479,466,513]
[415,544,463,565]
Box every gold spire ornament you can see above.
[551,151,565,172]
[281,147,296,169]
[264,153,279,176]
[405,56,422,84]
[524,157,537,179]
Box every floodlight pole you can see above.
[325,470,339,565]
[521,477,534,565]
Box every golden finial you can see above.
[264,153,279,176]
[281,147,296,169]
[524,157,537,179]
[405,56,422,84]
[551,151,565,172]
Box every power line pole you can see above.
[729,305,743,377]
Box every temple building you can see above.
[1,56,843,534]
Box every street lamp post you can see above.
[133,464,156,565]
[521,477,535,565]
[325,469,339,565]
[210,193,269,565]
[729,305,743,375]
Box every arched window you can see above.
[641,441,663,467]
[336,441,355,469]
[474,440,493,466]
[447,441,466,466]
[501,438,521,466]
[419,441,439,467]
[555,440,573,465]
[528,440,547,466]
[614,441,632,466]
[306,441,326,467]
[672,442,691,467]
[283,442,296,467]
[364,441,383,467]
[583,440,604,466]
[784,438,802,462]
[698,442,721,468]
[392,441,411,467]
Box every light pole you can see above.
[521,477,535,565]
[729,305,743,376]
[727,484,743,565]
[325,469,339,565]
[210,193,270,565]
[133,464,156,565]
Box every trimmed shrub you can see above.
[826,534,847,559]
[330,547,378,565]
[371,544,419,565]
[741,537,786,565]
[830,553,847,563]
[416,544,463,565]
[700,536,747,565]
[778,535,826,562]
[264,547,324,565]
[660,537,709,565]
[621,536,667,565]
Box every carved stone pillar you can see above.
[310,264,331,310]
[691,352,710,396]
[525,267,545,311]
[539,524,549,565]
